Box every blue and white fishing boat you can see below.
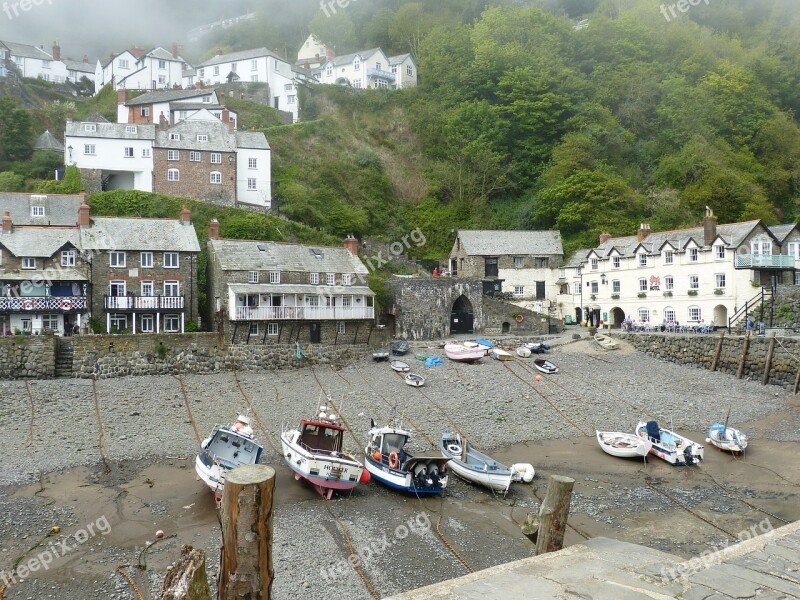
[636,420,704,466]
[196,415,264,497]
[707,423,748,454]
[440,433,534,494]
[364,419,449,495]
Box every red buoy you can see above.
[359,469,371,484]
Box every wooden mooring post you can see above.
[523,475,575,555]
[763,333,776,385]
[736,330,751,380]
[218,464,275,600]
[710,331,725,372]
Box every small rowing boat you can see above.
[706,423,747,454]
[596,431,652,458]
[405,373,425,387]
[594,333,618,350]
[636,420,704,465]
[440,433,534,493]
[516,346,532,358]
[444,343,485,363]
[490,348,513,361]
[390,360,410,372]
[533,358,558,374]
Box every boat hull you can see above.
[405,373,425,387]
[195,455,225,494]
[707,424,747,453]
[490,349,513,361]
[596,431,652,458]
[281,432,364,499]
[390,360,410,372]
[636,421,704,465]
[444,344,485,363]
[594,334,618,350]
[363,453,448,495]
[533,359,558,374]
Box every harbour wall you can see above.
[0,335,56,379]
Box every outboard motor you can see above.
[428,463,441,487]
[413,464,432,488]
[683,446,696,465]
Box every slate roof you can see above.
[388,53,414,65]
[565,249,591,269]
[33,130,64,152]
[126,89,215,106]
[146,47,178,61]
[0,227,80,257]
[155,120,234,151]
[768,223,798,243]
[1,40,52,61]
[456,230,564,256]
[62,59,94,74]
[170,102,226,111]
[236,131,270,150]
[81,218,200,252]
[65,121,155,140]
[327,48,384,68]
[198,47,284,68]
[210,240,369,275]
[0,194,84,226]
[229,283,374,296]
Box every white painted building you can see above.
[296,34,331,71]
[234,132,271,207]
[117,89,237,128]
[62,57,95,83]
[319,48,418,90]
[64,121,156,192]
[94,46,188,95]
[388,54,418,89]
[196,48,298,122]
[0,40,67,82]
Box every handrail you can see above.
[728,287,771,330]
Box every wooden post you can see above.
[535,474,575,555]
[763,333,776,385]
[793,365,800,395]
[218,465,275,600]
[161,545,212,600]
[710,331,725,372]
[736,330,751,380]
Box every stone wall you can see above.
[616,332,800,390]
[0,335,56,379]
[773,285,800,329]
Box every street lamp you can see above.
[67,145,73,161]
[601,273,607,285]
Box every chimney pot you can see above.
[78,202,90,228]
[208,219,220,240]
[599,231,611,245]
[52,41,61,62]
[703,207,717,246]
[117,89,129,105]
[637,223,651,242]
[179,205,191,224]
[1,211,11,233]
[343,234,359,257]
[172,42,180,59]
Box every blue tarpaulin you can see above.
[475,338,493,348]
[424,357,445,367]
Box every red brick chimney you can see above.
[703,207,717,246]
[172,42,180,59]
[117,89,129,105]
[52,41,61,62]
[78,202,90,228]
[221,108,234,132]
[1,211,11,233]
[159,112,168,128]
[326,47,335,60]
[180,205,191,225]
[599,231,612,245]
[637,223,651,242]
[343,234,358,257]
[208,219,220,240]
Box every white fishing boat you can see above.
[594,333,618,350]
[195,415,264,497]
[706,423,748,454]
[516,346,532,358]
[440,433,534,493]
[372,351,389,362]
[490,348,514,361]
[444,343,485,363]
[364,419,449,495]
[390,359,410,372]
[636,421,704,465]
[533,358,558,374]
[596,431,652,458]
[281,403,370,499]
[405,373,425,387]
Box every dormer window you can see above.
[590,258,598,271]
[611,256,620,269]
[663,250,673,265]
[84,123,96,132]
[125,125,137,133]
[353,59,360,70]
[169,133,181,141]
[715,245,725,260]
[638,253,648,267]
[31,206,45,217]
[689,247,698,262]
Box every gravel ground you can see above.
[0,333,798,599]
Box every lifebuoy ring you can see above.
[515,314,524,323]
[61,298,72,310]
[22,300,33,310]
[388,451,400,469]
[447,443,462,456]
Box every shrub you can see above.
[637,292,647,298]
[688,290,698,296]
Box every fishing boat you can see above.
[281,403,370,499]
[594,333,618,350]
[706,423,748,454]
[405,373,425,387]
[444,343,486,363]
[372,350,389,362]
[390,359,410,372]
[490,348,514,361]
[195,415,264,497]
[391,340,410,355]
[516,346,532,358]
[635,421,704,466]
[364,419,449,495]
[596,431,652,458]
[533,358,558,374]
[440,433,534,494]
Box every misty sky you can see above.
[0,0,253,61]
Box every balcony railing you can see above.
[367,68,396,81]
[735,254,796,269]
[105,295,185,310]
[0,296,87,312]
[233,305,375,321]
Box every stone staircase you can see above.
[54,337,74,378]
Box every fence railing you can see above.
[0,296,87,312]
[233,305,374,321]
[104,295,185,310]
[735,254,795,269]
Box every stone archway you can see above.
[611,307,625,328]
[713,305,728,329]
[450,295,474,334]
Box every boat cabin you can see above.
[369,430,409,462]
[298,420,345,454]
[201,426,263,467]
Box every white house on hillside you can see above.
[94,45,188,94]
[388,53,417,89]
[117,89,237,129]
[195,48,299,122]
[0,40,67,82]
[296,34,331,70]
[318,48,418,89]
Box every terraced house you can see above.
[206,223,375,344]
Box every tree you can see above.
[0,97,33,165]
[0,171,25,192]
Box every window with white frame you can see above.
[110,314,128,330]
[213,66,219,76]
[306,296,319,307]
[163,252,179,268]
[638,252,648,267]
[664,250,673,264]
[84,144,95,155]
[689,247,698,262]
[251,59,258,71]
[513,256,524,268]
[210,153,221,164]
[167,169,179,181]
[61,250,76,267]
[688,306,701,321]
[124,147,134,158]
[284,83,293,91]
[140,252,153,268]
[715,273,726,289]
[164,315,180,332]
[249,322,259,335]
[169,133,181,141]
[353,79,362,89]
[341,296,352,308]
[142,148,151,158]
[210,172,221,184]
[407,65,413,76]
[715,245,725,259]
[140,107,150,117]
[248,158,257,169]
[590,282,598,294]
[337,321,346,334]
[140,280,154,296]
[514,285,524,296]
[664,308,676,322]
[42,314,58,331]
[309,273,319,284]
[788,242,800,259]
[326,273,335,286]
[639,278,647,292]
[251,75,258,82]
[29,205,44,217]
[590,258,598,271]
[751,240,772,255]
[158,75,167,85]
[140,314,154,332]
[248,178,257,191]
[84,123,96,132]
[612,256,620,269]
[689,275,699,289]
[109,252,126,267]
[125,125,137,133]
[267,323,279,336]
[158,60,166,69]
[163,281,180,296]
[353,59,361,70]
[248,271,259,283]
[342,273,352,285]
[638,308,649,322]
[269,271,280,284]
[326,65,332,76]
[612,280,620,293]
[795,272,800,285]
[22,257,35,269]
[189,151,201,162]
[287,95,296,104]
[168,150,180,161]
[197,135,208,142]
[665,275,674,290]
